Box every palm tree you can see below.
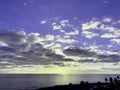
[117,76,120,80]
[117,76,120,83]
[105,78,108,83]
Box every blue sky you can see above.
[1,0,120,33]
[0,0,120,74]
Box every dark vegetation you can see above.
[37,76,120,90]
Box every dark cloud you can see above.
[97,54,120,63]
[78,59,95,63]
[78,55,120,63]
[0,46,16,52]
[63,46,96,57]
[0,29,26,45]
[0,30,73,69]
[0,54,15,59]
[64,46,120,63]
[53,62,65,67]
[63,58,73,62]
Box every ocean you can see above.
[0,74,119,90]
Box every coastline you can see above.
[36,82,120,90]
[36,76,120,90]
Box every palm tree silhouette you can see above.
[105,77,108,83]
[117,76,120,80]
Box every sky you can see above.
[0,0,120,74]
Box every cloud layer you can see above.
[0,30,74,69]
[1,16,120,72]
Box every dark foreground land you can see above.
[36,76,120,90]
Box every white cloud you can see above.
[89,45,98,50]
[52,48,64,55]
[28,33,44,44]
[51,43,61,49]
[54,35,78,44]
[63,35,70,39]
[99,25,120,40]
[110,39,120,44]
[40,20,47,24]
[28,34,55,48]
[53,25,62,30]
[101,33,118,38]
[107,45,112,48]
[50,18,75,33]
[60,20,69,27]
[45,34,55,41]
[43,42,54,48]
[57,38,78,44]
[60,20,69,23]
[82,20,100,30]
[1,61,9,64]
[0,41,8,46]
[82,31,99,39]
[65,29,79,36]
[60,30,65,33]
[100,24,116,32]
[52,22,62,30]
[102,17,112,22]
[28,33,40,37]
[106,51,118,55]
[44,42,62,50]
[90,49,105,55]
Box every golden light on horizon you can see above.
[1,65,74,74]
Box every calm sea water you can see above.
[0,74,119,90]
